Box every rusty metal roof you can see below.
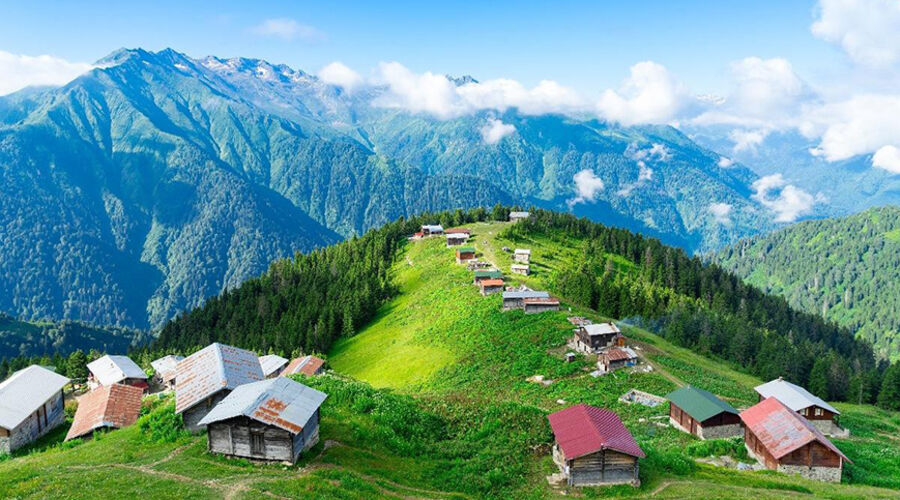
[87,355,148,386]
[150,355,184,383]
[0,365,70,430]
[175,343,264,414]
[197,377,327,435]
[480,279,505,287]
[281,356,326,377]
[740,397,850,463]
[65,383,143,441]
[444,227,470,234]
[604,347,637,362]
[548,404,645,460]
[258,355,289,377]
[523,297,559,305]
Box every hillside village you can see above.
[1,211,899,498]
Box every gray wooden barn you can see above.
[0,365,70,454]
[198,377,327,463]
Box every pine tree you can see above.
[808,356,830,400]
[877,362,900,411]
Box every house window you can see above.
[814,408,823,416]
[250,431,265,456]
[800,408,807,416]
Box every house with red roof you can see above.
[65,384,143,441]
[547,404,645,487]
[740,397,851,482]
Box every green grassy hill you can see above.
[2,219,899,499]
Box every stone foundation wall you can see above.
[0,436,9,455]
[778,464,841,483]
[699,423,743,440]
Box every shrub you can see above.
[137,401,188,443]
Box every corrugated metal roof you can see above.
[456,247,476,253]
[666,385,738,422]
[281,356,326,377]
[509,211,530,218]
[175,343,264,414]
[741,397,850,463]
[421,225,444,232]
[754,378,839,415]
[258,355,289,377]
[582,322,620,336]
[0,365,70,430]
[150,355,184,383]
[480,279,505,287]
[87,355,147,386]
[474,270,502,278]
[502,291,550,299]
[514,248,531,255]
[65,383,143,441]
[444,228,470,234]
[605,347,639,362]
[523,297,559,305]
[548,404,645,460]
[197,377,327,434]
[445,233,469,239]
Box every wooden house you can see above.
[741,397,850,482]
[199,378,327,464]
[513,248,531,263]
[280,355,326,377]
[523,297,560,314]
[509,211,530,223]
[420,224,444,236]
[510,263,530,275]
[65,383,143,441]
[258,355,289,379]
[754,378,846,436]
[502,290,549,310]
[548,404,645,487]
[456,247,476,263]
[0,366,70,454]
[479,278,505,296]
[150,355,184,392]
[666,386,742,440]
[445,233,469,247]
[573,322,621,354]
[598,347,638,374]
[87,355,149,392]
[175,343,265,432]
[473,270,502,284]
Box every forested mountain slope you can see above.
[714,205,900,361]
[0,313,144,361]
[0,48,772,331]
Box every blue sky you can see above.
[0,0,847,95]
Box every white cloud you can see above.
[249,18,324,41]
[372,62,467,119]
[0,50,93,96]
[597,61,690,125]
[717,157,734,168]
[479,118,516,145]
[729,128,769,153]
[751,174,819,222]
[812,0,900,68]
[569,169,605,206]
[317,61,363,92]
[729,57,808,118]
[805,94,900,162]
[709,203,733,226]
[872,145,900,173]
[458,78,586,115]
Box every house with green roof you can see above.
[455,246,476,263]
[666,385,742,440]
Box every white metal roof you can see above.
[150,355,184,376]
[421,225,444,232]
[502,291,549,299]
[754,378,839,415]
[509,211,530,217]
[198,377,327,434]
[445,233,469,238]
[87,355,148,386]
[258,354,289,377]
[514,248,531,254]
[582,322,620,336]
[0,365,70,430]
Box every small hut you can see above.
[510,263,530,276]
[420,224,444,236]
[259,355,289,379]
[65,383,143,441]
[754,378,845,436]
[150,355,184,392]
[0,366,69,454]
[598,347,638,373]
[445,233,469,247]
[666,386,742,440]
[175,343,265,432]
[199,378,327,464]
[280,356,326,377]
[87,355,149,392]
[573,323,621,354]
[523,297,560,314]
[502,290,549,310]
[548,404,644,487]
[456,247,476,263]
[509,211,530,223]
[741,397,851,482]
[513,249,531,263]
[479,278,505,296]
[473,270,503,284]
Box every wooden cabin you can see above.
[573,322,621,354]
[741,397,850,482]
[502,290,549,310]
[510,263,530,275]
[548,404,644,487]
[598,347,638,374]
[513,248,531,263]
[754,377,846,436]
[87,355,149,392]
[479,278,505,296]
[523,297,560,314]
[280,355,326,377]
[509,211,530,223]
[150,355,184,392]
[0,366,69,454]
[258,355,289,379]
[65,383,143,441]
[175,343,265,432]
[456,247,476,263]
[666,386,742,440]
[420,224,444,236]
[445,233,469,247]
[473,270,502,284]
[199,378,327,464]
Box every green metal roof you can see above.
[456,247,475,253]
[474,270,502,278]
[665,385,738,422]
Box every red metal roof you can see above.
[66,384,143,441]
[548,404,645,460]
[603,348,635,361]
[444,227,471,234]
[281,355,326,377]
[740,397,851,463]
[480,279,505,287]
